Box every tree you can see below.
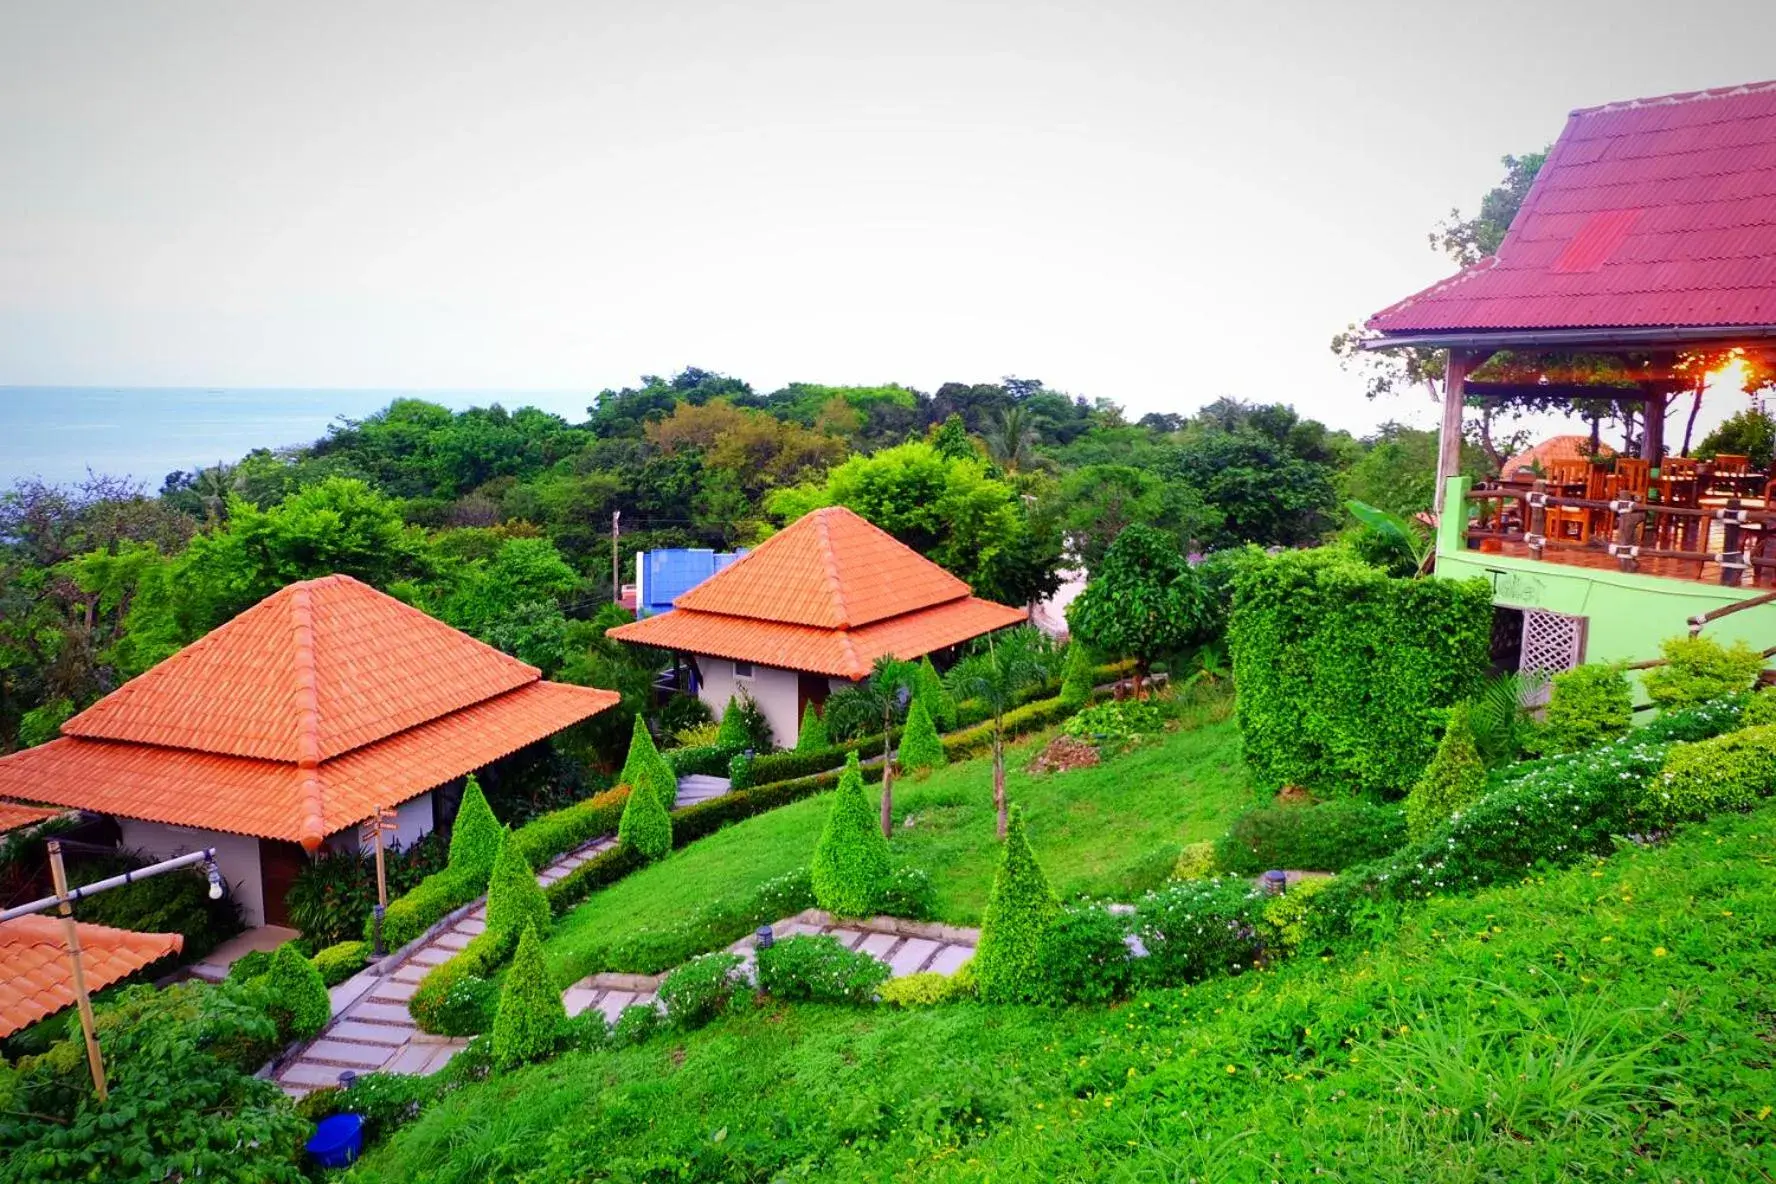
[617,776,672,861]
[448,775,503,883]
[1066,525,1207,694]
[263,941,330,1041]
[491,923,566,1070]
[833,656,918,838]
[945,628,1056,838]
[795,702,830,752]
[1058,641,1095,708]
[915,655,957,730]
[1696,407,1776,472]
[810,752,892,915]
[898,698,946,772]
[1053,464,1221,572]
[485,829,551,941]
[1168,403,1346,549]
[973,806,1059,1003]
[983,404,1040,474]
[617,714,678,812]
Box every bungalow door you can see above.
[259,839,309,928]
[797,672,832,728]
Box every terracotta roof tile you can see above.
[0,800,61,835]
[1369,79,1776,333]
[64,575,538,761]
[1500,435,1616,480]
[1,915,182,1036]
[0,682,618,846]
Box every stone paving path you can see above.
[274,776,726,1097]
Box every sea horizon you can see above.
[0,385,597,488]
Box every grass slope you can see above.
[351,802,1776,1183]
[543,707,1251,984]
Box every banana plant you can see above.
[1346,499,1434,577]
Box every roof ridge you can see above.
[813,508,854,627]
[288,584,326,851]
[1572,78,1776,117]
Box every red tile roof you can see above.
[1369,80,1776,335]
[1500,435,1616,480]
[0,800,61,835]
[608,507,1025,678]
[0,577,618,849]
[1,915,182,1036]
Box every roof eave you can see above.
[1360,324,1776,352]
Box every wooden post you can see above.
[47,840,108,1103]
[1613,502,1643,573]
[1722,498,1745,587]
[1644,390,1667,466]
[1435,351,1477,513]
[1528,479,1548,560]
[611,511,621,605]
[372,806,389,912]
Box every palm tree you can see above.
[862,657,918,837]
[984,406,1039,475]
[944,629,1055,838]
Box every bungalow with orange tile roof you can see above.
[0,575,618,927]
[0,914,184,1036]
[608,506,1027,746]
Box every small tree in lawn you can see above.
[795,701,830,752]
[1405,701,1488,842]
[486,828,551,942]
[447,775,502,884]
[916,655,958,730]
[945,628,1055,838]
[492,923,566,1070]
[974,806,1059,1002]
[1058,640,1095,708]
[811,751,892,915]
[618,775,672,862]
[716,695,750,749]
[898,698,946,773]
[620,714,678,812]
[1066,524,1207,697]
[839,655,918,838]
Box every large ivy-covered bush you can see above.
[810,752,891,915]
[973,806,1060,1003]
[1228,549,1492,797]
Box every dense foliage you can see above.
[1642,635,1765,710]
[757,935,891,1003]
[1213,799,1407,875]
[897,698,946,772]
[1403,701,1487,841]
[809,753,891,915]
[490,925,567,1069]
[1229,548,1493,797]
[1540,662,1633,754]
[973,807,1060,1003]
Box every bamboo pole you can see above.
[46,840,108,1103]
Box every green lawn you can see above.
[348,797,1776,1183]
[542,702,1253,985]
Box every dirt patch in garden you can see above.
[1026,736,1100,775]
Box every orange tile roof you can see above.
[0,576,619,849]
[1500,435,1617,480]
[0,800,61,835]
[1,915,182,1036]
[609,508,1025,678]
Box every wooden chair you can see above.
[1612,457,1651,499]
[1544,460,1592,542]
[1716,453,1751,475]
[1662,457,1699,480]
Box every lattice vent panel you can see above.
[1518,609,1585,707]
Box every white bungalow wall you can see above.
[115,819,266,928]
[322,790,435,859]
[696,659,850,750]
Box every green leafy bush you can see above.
[285,829,448,948]
[716,695,751,749]
[263,942,331,1042]
[879,971,960,1007]
[371,864,478,948]
[509,785,627,871]
[917,654,959,730]
[1259,876,1331,957]
[897,698,947,772]
[1062,698,1160,751]
[1643,635,1764,710]
[658,952,744,1030]
[757,935,890,1003]
[717,689,773,751]
[410,925,516,1035]
[1131,878,1266,986]
[619,714,663,790]
[1172,839,1218,880]
[485,830,550,942]
[1404,702,1488,842]
[294,1071,440,1145]
[876,865,937,920]
[1213,799,1406,875]
[1034,904,1134,1004]
[810,752,891,916]
[544,835,648,912]
[447,775,503,882]
[617,773,672,861]
[795,702,830,752]
[1638,723,1776,830]
[1228,548,1492,797]
[491,924,566,1070]
[1540,663,1633,754]
[1740,687,1776,728]
[310,940,369,988]
[226,948,274,983]
[727,751,754,790]
[1059,641,1095,708]
[67,854,243,965]
[974,806,1060,1003]
[619,716,679,812]
[610,1003,664,1047]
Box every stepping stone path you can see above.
[274,775,726,1098]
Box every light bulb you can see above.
[209,880,224,900]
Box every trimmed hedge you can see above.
[898,699,946,772]
[811,753,892,915]
[509,785,627,871]
[448,777,502,882]
[491,924,565,1069]
[372,865,480,949]
[310,940,369,988]
[1213,799,1407,875]
[1541,663,1633,754]
[974,806,1060,1003]
[618,774,672,861]
[794,702,829,753]
[410,923,516,1035]
[1639,723,1776,829]
[1404,702,1487,842]
[664,743,739,778]
[1228,548,1493,797]
[265,942,331,1042]
[485,831,551,942]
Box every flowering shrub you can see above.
[1033,903,1135,1004]
[757,935,890,1003]
[1131,878,1266,987]
[610,1003,664,1047]
[876,865,937,920]
[659,952,745,1030]
[1639,723,1776,829]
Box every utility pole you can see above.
[611,510,621,604]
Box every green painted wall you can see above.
[1436,476,1776,672]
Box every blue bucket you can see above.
[306,1112,364,1168]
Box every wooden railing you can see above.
[1465,480,1776,587]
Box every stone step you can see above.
[347,1001,416,1025]
[434,930,473,951]
[372,978,420,1003]
[280,1060,360,1090]
[927,944,973,976]
[887,937,940,977]
[300,1038,397,1070]
[326,1019,413,1046]
[407,946,453,967]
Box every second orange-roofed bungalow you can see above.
[607,506,1027,746]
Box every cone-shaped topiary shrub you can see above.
[265,941,331,1041]
[447,775,502,883]
[810,751,892,916]
[795,702,830,753]
[974,806,1059,1003]
[619,715,678,812]
[1059,642,1095,709]
[917,655,958,730]
[898,699,947,772]
[716,695,751,750]
[491,923,565,1070]
[618,778,672,862]
[1405,701,1488,842]
[485,828,551,942]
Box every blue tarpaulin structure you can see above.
[635,548,746,617]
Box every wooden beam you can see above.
[1460,381,1687,401]
[1436,351,1479,513]
[1644,389,1667,464]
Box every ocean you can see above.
[0,387,594,488]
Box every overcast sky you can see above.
[4,0,1776,439]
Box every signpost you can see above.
[360,805,398,956]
